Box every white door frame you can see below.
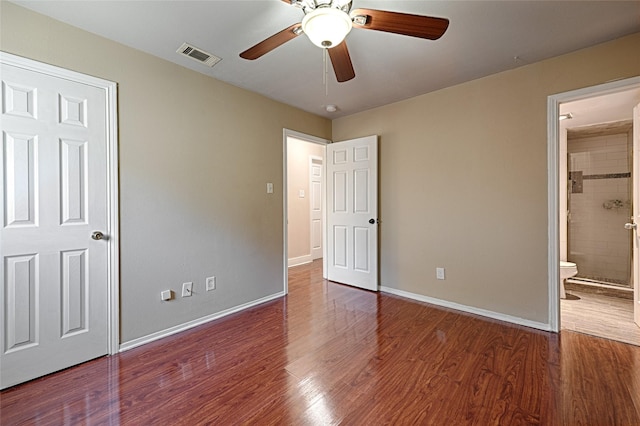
[547,76,640,332]
[1,52,120,354]
[283,129,329,293]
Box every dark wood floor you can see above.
[2,260,640,425]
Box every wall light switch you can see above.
[299,189,305,198]
[436,267,446,280]
[182,282,193,297]
[266,183,273,194]
[161,290,173,301]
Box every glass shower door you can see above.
[567,135,632,287]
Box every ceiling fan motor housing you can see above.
[292,0,353,14]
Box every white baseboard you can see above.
[380,286,552,332]
[118,291,285,352]
[288,254,312,267]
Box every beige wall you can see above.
[333,32,640,324]
[0,2,331,344]
[287,137,325,263]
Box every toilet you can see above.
[560,261,578,299]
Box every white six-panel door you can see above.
[327,135,378,291]
[310,156,323,260]
[633,103,640,327]
[1,60,110,388]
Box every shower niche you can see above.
[567,120,633,288]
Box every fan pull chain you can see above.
[323,48,328,96]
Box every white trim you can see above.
[381,286,552,332]
[119,292,285,352]
[288,254,312,268]
[547,76,640,333]
[0,52,120,354]
[283,129,330,295]
[547,94,560,333]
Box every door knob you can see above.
[624,223,637,230]
[91,231,105,240]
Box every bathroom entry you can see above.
[556,83,640,345]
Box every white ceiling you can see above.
[11,0,640,118]
[561,88,640,130]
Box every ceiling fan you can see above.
[240,0,449,83]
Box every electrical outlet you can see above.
[436,267,446,280]
[182,282,193,297]
[206,276,216,291]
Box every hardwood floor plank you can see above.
[2,260,639,424]
[553,332,640,425]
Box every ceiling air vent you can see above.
[177,43,221,67]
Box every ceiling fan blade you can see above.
[240,23,302,60]
[351,8,449,40]
[328,41,355,83]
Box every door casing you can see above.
[0,52,120,354]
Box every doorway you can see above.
[284,129,328,292]
[283,131,380,293]
[548,76,640,345]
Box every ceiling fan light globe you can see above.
[302,8,353,48]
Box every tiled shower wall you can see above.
[567,132,632,286]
